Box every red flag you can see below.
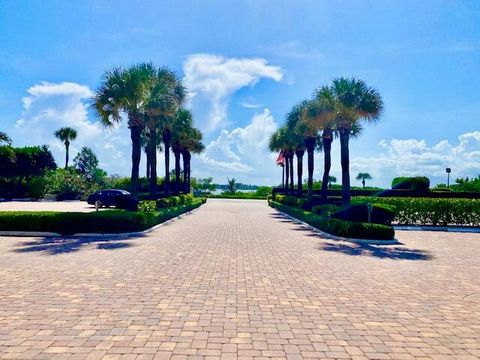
[276,152,285,166]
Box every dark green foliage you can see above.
[331,203,396,225]
[354,196,480,226]
[312,204,340,217]
[0,199,205,235]
[156,194,197,209]
[452,175,480,192]
[138,200,157,212]
[391,176,430,191]
[73,147,106,183]
[0,145,56,179]
[270,201,394,240]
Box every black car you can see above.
[87,189,138,210]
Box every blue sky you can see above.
[1,0,479,186]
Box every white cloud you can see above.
[266,41,325,60]
[10,81,132,174]
[348,132,480,187]
[193,109,280,184]
[240,101,263,109]
[183,54,283,132]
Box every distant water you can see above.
[212,188,256,195]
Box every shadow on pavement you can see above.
[270,210,433,261]
[12,235,141,255]
[317,242,433,260]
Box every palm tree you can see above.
[93,63,155,195]
[171,108,193,194]
[181,127,204,193]
[305,86,338,203]
[145,67,186,199]
[356,172,372,188]
[326,78,383,205]
[54,127,77,169]
[269,126,296,194]
[0,131,12,145]
[286,101,310,196]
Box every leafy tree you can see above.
[0,131,12,145]
[93,63,155,195]
[356,172,372,188]
[328,175,337,188]
[192,177,216,195]
[225,178,238,194]
[73,146,106,183]
[54,127,77,169]
[452,175,480,192]
[324,78,383,205]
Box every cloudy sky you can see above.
[1,0,479,187]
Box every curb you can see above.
[394,225,480,233]
[0,207,201,239]
[274,209,399,245]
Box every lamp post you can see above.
[446,167,451,189]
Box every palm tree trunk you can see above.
[296,149,304,196]
[304,137,316,202]
[362,179,365,188]
[282,165,285,188]
[149,124,157,199]
[320,133,332,203]
[64,141,70,169]
[130,126,142,196]
[188,152,192,193]
[289,154,294,193]
[174,150,181,194]
[340,129,351,206]
[145,149,150,179]
[163,130,171,197]
[182,151,187,193]
[285,156,290,192]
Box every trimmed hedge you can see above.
[206,193,267,200]
[332,203,396,225]
[0,198,206,235]
[353,196,480,226]
[156,194,195,209]
[392,176,430,191]
[270,201,395,240]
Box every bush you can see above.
[312,204,340,217]
[0,199,205,235]
[275,194,286,203]
[392,176,430,191]
[354,196,480,226]
[332,203,396,225]
[138,200,157,212]
[270,201,394,240]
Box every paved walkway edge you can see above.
[0,207,201,238]
[394,225,480,233]
[274,208,399,245]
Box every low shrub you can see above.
[138,200,157,212]
[332,203,396,225]
[169,196,181,206]
[275,194,286,203]
[312,204,340,217]
[392,176,430,191]
[353,196,480,226]
[270,201,394,240]
[0,199,205,235]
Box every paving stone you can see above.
[0,199,479,359]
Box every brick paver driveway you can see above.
[0,199,479,360]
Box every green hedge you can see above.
[392,176,430,191]
[270,201,394,240]
[353,196,480,226]
[206,193,267,200]
[0,199,206,235]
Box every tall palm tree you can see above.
[54,127,77,169]
[327,78,383,205]
[181,127,204,193]
[356,172,372,188]
[92,63,155,195]
[305,86,337,203]
[145,67,186,198]
[171,108,193,194]
[269,126,296,193]
[286,101,309,196]
[0,131,12,145]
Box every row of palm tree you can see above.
[92,63,204,198]
[269,77,383,206]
